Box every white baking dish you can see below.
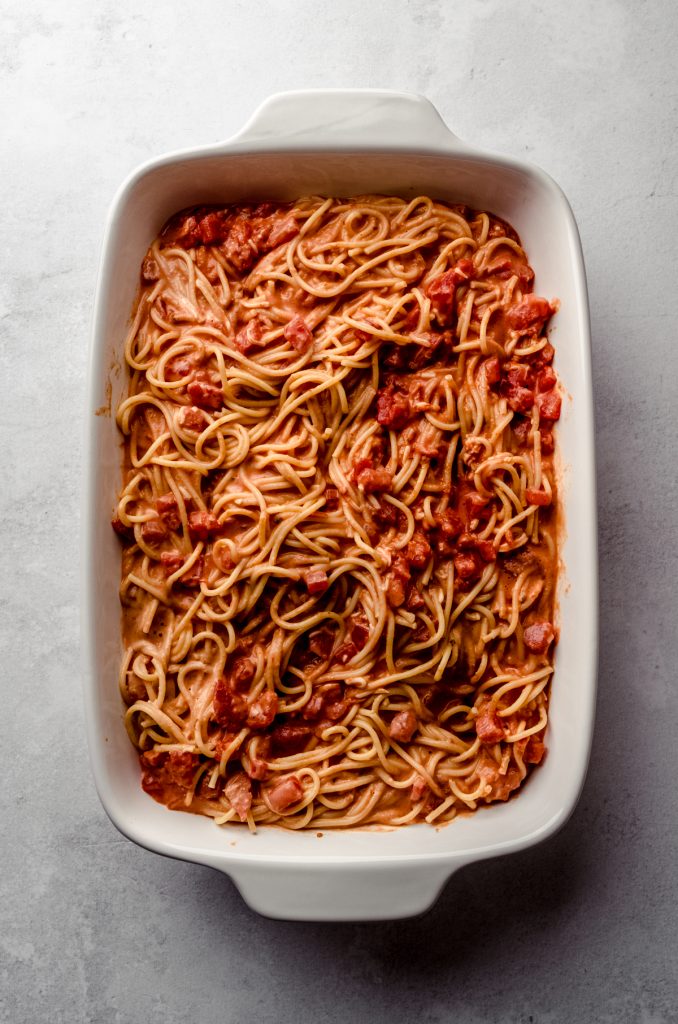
[83,90,597,921]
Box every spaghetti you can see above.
[112,195,561,830]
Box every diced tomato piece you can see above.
[141,255,160,283]
[427,273,457,321]
[386,575,407,607]
[187,379,222,410]
[266,213,299,250]
[231,656,256,690]
[405,583,425,611]
[304,568,329,595]
[411,776,428,802]
[180,555,205,587]
[308,627,334,659]
[507,294,554,332]
[303,683,344,719]
[321,684,343,706]
[160,551,184,575]
[175,214,201,247]
[385,551,411,609]
[454,550,482,582]
[351,616,370,650]
[537,367,557,393]
[476,703,504,743]
[427,258,475,323]
[325,699,350,721]
[224,771,252,821]
[406,531,432,569]
[536,390,562,421]
[166,750,199,787]
[283,315,314,352]
[507,384,535,414]
[301,694,326,720]
[376,386,413,430]
[434,508,464,539]
[271,723,312,756]
[222,216,255,271]
[485,258,535,288]
[235,318,266,355]
[462,492,489,522]
[140,750,198,797]
[523,621,555,653]
[525,488,552,507]
[156,492,181,529]
[389,710,418,742]
[166,356,196,381]
[267,775,303,813]
[403,305,421,331]
[370,499,397,529]
[458,533,496,563]
[484,356,501,385]
[188,510,220,541]
[505,363,534,388]
[391,552,411,585]
[140,518,168,543]
[474,752,522,802]
[532,341,555,368]
[181,406,207,431]
[354,460,393,493]
[334,641,358,665]
[198,211,228,245]
[247,691,278,729]
[213,678,248,730]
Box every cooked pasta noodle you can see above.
[112,195,561,830]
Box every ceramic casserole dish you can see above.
[83,89,597,921]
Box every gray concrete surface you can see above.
[1,1,677,1021]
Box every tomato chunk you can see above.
[267,775,303,813]
[476,703,504,743]
[525,488,552,507]
[427,258,475,323]
[536,390,562,421]
[247,691,278,729]
[187,379,222,411]
[376,386,413,429]
[181,406,207,431]
[507,384,535,414]
[283,315,314,352]
[405,531,432,569]
[213,678,248,730]
[304,569,329,595]
[140,519,168,543]
[188,510,221,541]
[353,459,393,493]
[523,621,555,653]
[507,294,554,332]
[224,772,252,821]
[156,493,181,529]
[389,710,418,742]
[235,318,266,355]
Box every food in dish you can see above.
[112,195,561,830]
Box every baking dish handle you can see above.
[229,90,461,152]
[224,860,457,922]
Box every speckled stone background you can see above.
[2,1,677,1021]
